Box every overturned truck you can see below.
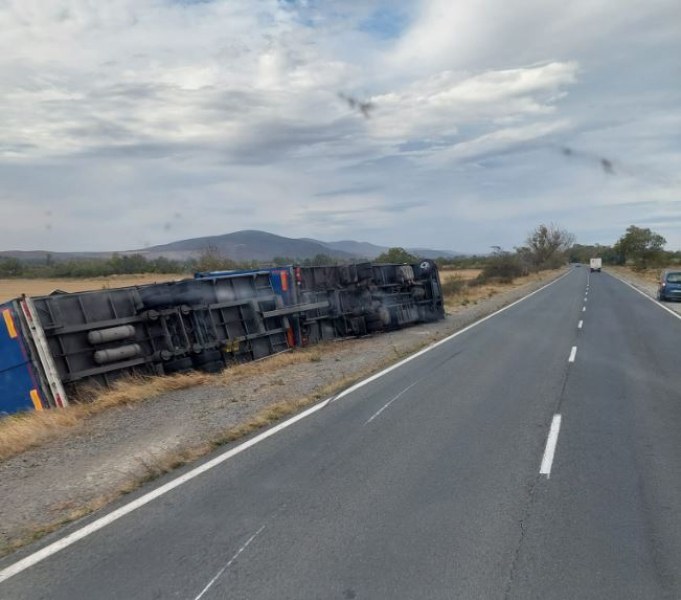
[0,261,443,414]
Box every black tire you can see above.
[163,357,194,374]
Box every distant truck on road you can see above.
[590,258,602,273]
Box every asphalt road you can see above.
[2,268,681,599]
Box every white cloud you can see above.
[0,0,679,252]
[367,62,577,144]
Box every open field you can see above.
[0,274,185,303]
[440,269,551,313]
[607,265,669,285]
[439,268,483,282]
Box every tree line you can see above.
[1,224,677,280]
[569,225,680,270]
[0,249,364,279]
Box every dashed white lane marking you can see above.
[582,306,586,312]
[193,525,266,600]
[578,320,583,329]
[0,269,575,586]
[365,380,421,424]
[584,297,588,302]
[540,415,562,478]
[568,346,577,362]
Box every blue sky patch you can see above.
[359,6,409,40]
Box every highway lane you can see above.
[1,267,680,599]
[508,271,681,599]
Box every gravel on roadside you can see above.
[0,268,566,554]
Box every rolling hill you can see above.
[1,230,462,263]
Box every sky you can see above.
[0,0,679,254]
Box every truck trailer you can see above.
[1,261,444,415]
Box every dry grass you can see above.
[607,265,665,285]
[0,274,183,303]
[443,270,552,313]
[0,492,119,557]
[0,348,324,463]
[439,268,483,282]
[0,373,211,462]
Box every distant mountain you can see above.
[0,230,463,263]
[300,239,387,259]
[138,230,355,262]
[306,240,461,260]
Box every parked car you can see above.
[657,270,681,302]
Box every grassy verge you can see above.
[440,269,555,313]
[607,265,663,287]
[0,349,324,463]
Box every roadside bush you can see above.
[473,253,526,285]
[441,276,466,296]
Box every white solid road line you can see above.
[568,346,577,362]
[365,379,420,424]
[540,414,562,477]
[0,400,331,586]
[578,320,583,329]
[610,273,681,322]
[193,525,266,600]
[0,269,573,586]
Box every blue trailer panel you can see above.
[0,301,45,414]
